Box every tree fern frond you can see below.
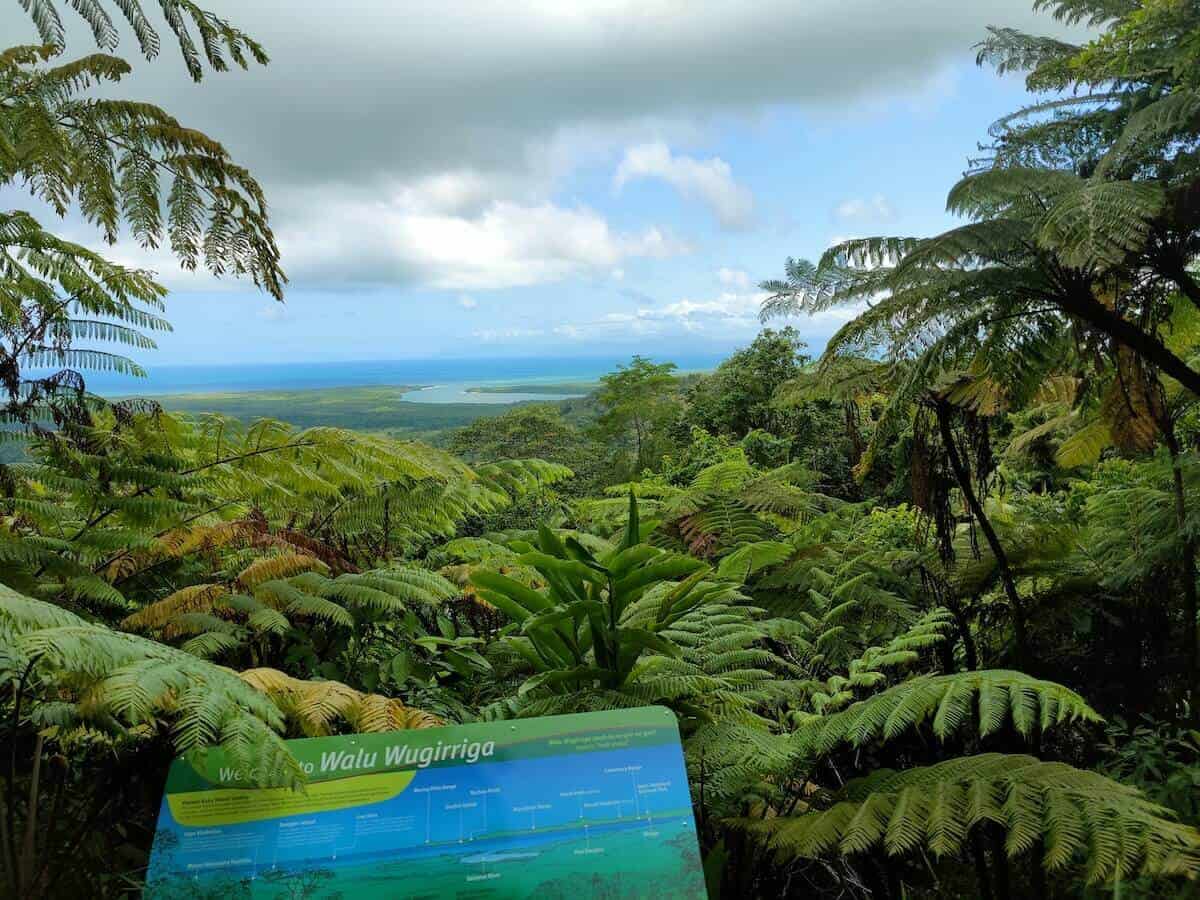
[0,584,301,787]
[1036,180,1164,270]
[799,671,1101,755]
[742,754,1200,884]
[236,552,327,589]
[238,668,440,737]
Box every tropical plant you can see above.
[471,495,706,691]
[0,408,572,610]
[744,753,1200,888]
[238,667,442,736]
[685,327,811,439]
[468,496,796,725]
[592,355,684,476]
[7,1,1200,898]
[1,8,280,431]
[119,556,460,665]
[0,578,451,897]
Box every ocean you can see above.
[74,355,723,402]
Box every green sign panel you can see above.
[145,706,706,898]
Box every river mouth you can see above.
[399,380,591,404]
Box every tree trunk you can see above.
[1061,290,1200,398]
[934,401,1032,671]
[632,416,645,472]
[1163,425,1199,718]
[989,827,1011,900]
[949,597,980,670]
[1030,839,1047,899]
[1158,250,1200,315]
[17,735,42,898]
[971,833,996,900]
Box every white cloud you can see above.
[255,303,290,322]
[540,289,769,342]
[472,327,546,342]
[833,194,896,224]
[463,278,871,346]
[655,292,763,321]
[533,286,868,344]
[273,179,690,290]
[19,166,690,295]
[717,267,752,289]
[614,142,755,229]
[0,1,1085,300]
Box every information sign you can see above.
[145,706,706,898]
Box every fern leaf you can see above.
[800,671,1100,755]
[742,754,1200,884]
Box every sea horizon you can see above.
[67,354,724,397]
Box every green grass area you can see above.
[465,381,599,395]
[131,385,517,438]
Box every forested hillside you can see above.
[3,1,1200,898]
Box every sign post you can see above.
[146,706,707,898]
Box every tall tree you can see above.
[686,327,809,438]
[764,1,1200,399]
[763,0,1200,715]
[592,355,682,475]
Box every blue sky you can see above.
[1,1,1082,368]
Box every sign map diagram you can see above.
[145,706,707,899]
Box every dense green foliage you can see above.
[5,1,1200,898]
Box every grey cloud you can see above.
[1,1,1081,288]
[2,0,1079,185]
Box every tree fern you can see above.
[639,457,839,561]
[790,609,956,718]
[1,410,552,611]
[236,552,329,589]
[798,670,1101,755]
[122,555,459,660]
[239,668,441,737]
[120,582,229,635]
[742,753,1200,884]
[1,36,281,428]
[15,1,269,80]
[0,583,300,787]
